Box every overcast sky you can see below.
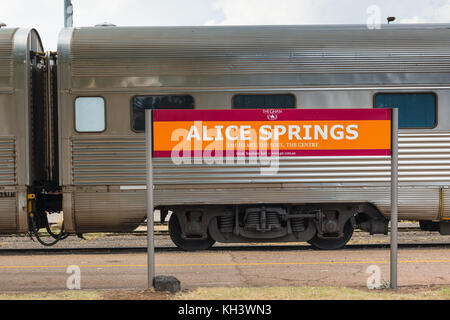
[1,0,450,50]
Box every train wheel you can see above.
[169,213,216,251]
[308,221,354,250]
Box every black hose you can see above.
[45,223,69,240]
[30,215,69,247]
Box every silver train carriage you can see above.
[54,24,450,250]
[0,27,59,235]
[4,24,450,250]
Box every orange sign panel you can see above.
[152,109,391,158]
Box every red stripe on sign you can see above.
[154,149,391,158]
[153,109,391,122]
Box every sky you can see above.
[0,0,450,50]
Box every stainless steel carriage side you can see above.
[57,25,450,249]
[0,28,44,234]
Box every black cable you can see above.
[30,215,69,247]
[45,222,69,240]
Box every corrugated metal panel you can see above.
[72,137,146,185]
[154,186,439,220]
[71,132,450,186]
[0,137,16,186]
[73,191,145,232]
[444,188,450,219]
[0,29,15,88]
[70,26,450,77]
[0,196,17,233]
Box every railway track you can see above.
[1,225,445,256]
[1,242,450,256]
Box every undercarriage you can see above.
[165,203,389,251]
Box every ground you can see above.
[1,221,449,300]
[1,285,450,300]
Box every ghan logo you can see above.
[263,109,283,121]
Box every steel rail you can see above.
[1,242,450,256]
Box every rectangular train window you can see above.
[132,95,194,132]
[75,97,106,132]
[374,93,437,128]
[233,94,296,109]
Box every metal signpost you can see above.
[145,108,399,290]
[390,108,399,289]
[146,110,155,288]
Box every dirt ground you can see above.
[1,285,450,300]
[105,285,450,300]
[1,221,450,300]
[1,246,450,300]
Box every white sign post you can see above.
[390,108,399,289]
[146,110,155,288]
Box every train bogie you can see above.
[167,203,387,251]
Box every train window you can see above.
[75,97,105,132]
[233,94,296,109]
[374,93,437,129]
[132,95,195,132]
